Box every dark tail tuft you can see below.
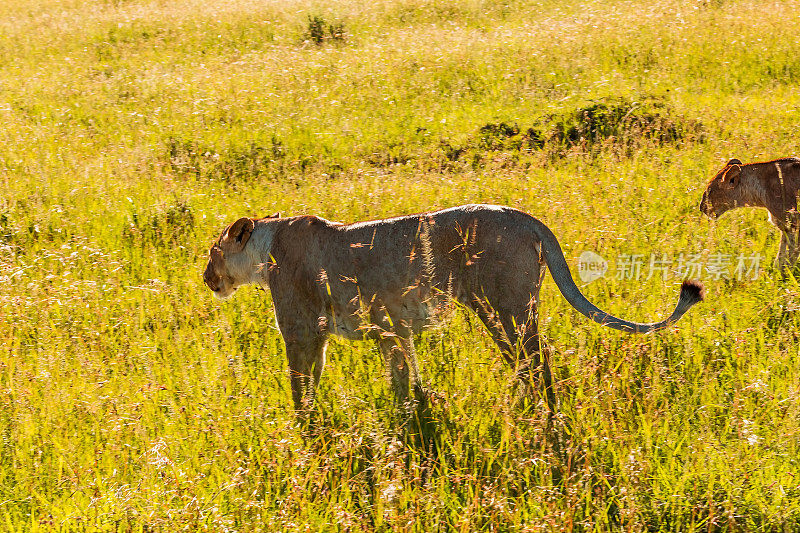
[680,279,705,305]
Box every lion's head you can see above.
[700,158,744,219]
[203,217,255,299]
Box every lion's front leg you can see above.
[785,227,800,268]
[777,230,800,270]
[285,335,328,415]
[777,232,790,269]
[774,213,800,270]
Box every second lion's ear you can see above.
[268,212,281,218]
[222,217,255,252]
[727,158,742,166]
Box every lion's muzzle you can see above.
[202,265,219,292]
[203,253,223,292]
[699,192,716,219]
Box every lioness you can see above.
[204,204,703,413]
[700,157,800,268]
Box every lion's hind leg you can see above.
[471,295,555,411]
[516,314,555,412]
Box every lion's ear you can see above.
[726,158,742,166]
[268,212,281,218]
[721,164,741,189]
[222,217,255,252]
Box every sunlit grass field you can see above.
[2,0,800,530]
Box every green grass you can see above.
[2,0,800,530]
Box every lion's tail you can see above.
[528,217,704,333]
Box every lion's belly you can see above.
[323,309,366,340]
[401,287,446,334]
[324,285,450,340]
[378,285,451,335]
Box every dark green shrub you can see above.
[303,15,346,45]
